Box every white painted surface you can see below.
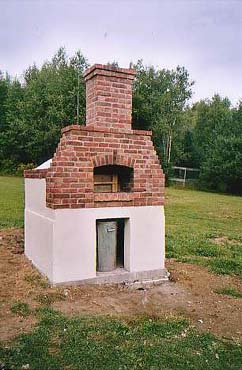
[52,206,165,284]
[53,211,96,283]
[25,178,165,284]
[24,178,54,280]
[36,158,52,169]
[25,179,54,219]
[25,209,53,280]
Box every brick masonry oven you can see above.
[24,64,167,285]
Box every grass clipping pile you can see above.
[0,228,241,342]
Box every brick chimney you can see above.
[83,64,135,130]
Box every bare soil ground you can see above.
[0,229,241,343]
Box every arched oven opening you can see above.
[94,165,133,193]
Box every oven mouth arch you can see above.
[92,153,136,169]
[94,165,133,193]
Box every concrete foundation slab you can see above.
[53,268,169,286]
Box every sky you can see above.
[0,0,242,104]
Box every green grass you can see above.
[1,308,241,370]
[0,176,24,229]
[214,286,242,299]
[36,292,66,306]
[0,179,242,368]
[10,302,31,317]
[165,187,242,277]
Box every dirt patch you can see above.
[0,229,241,342]
[210,235,240,245]
[0,229,57,341]
[0,228,24,254]
[167,260,242,339]
[53,261,242,340]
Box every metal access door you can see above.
[97,221,117,272]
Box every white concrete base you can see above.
[53,268,169,286]
[25,179,166,285]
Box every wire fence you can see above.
[169,166,200,187]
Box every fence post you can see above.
[183,167,187,187]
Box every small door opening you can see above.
[96,218,125,272]
[117,219,124,267]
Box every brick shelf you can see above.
[94,192,133,202]
[24,169,47,179]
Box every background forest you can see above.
[0,48,241,194]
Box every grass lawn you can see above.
[1,308,241,370]
[0,176,24,229]
[0,176,241,369]
[165,187,242,277]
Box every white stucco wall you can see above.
[24,179,54,280]
[25,178,54,219]
[25,179,165,285]
[52,206,165,284]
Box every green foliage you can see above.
[199,135,242,194]
[0,71,10,134]
[11,302,31,317]
[36,292,66,306]
[0,48,88,171]
[15,162,35,176]
[193,96,233,164]
[207,258,242,276]
[0,309,241,370]
[0,159,17,175]
[183,96,242,194]
[214,286,242,298]
[0,50,241,194]
[132,60,194,170]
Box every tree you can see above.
[0,71,9,130]
[184,95,242,194]
[21,47,88,163]
[193,95,233,167]
[0,72,10,163]
[200,134,242,194]
[0,48,89,171]
[132,60,194,170]
[1,51,241,195]
[0,78,26,171]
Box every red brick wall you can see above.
[43,125,165,209]
[24,64,165,209]
[84,64,135,131]
[24,169,47,179]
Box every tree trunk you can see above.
[167,132,172,163]
[167,117,176,164]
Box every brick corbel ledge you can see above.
[24,169,47,179]
[61,124,152,137]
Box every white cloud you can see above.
[0,0,241,104]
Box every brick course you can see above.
[24,64,165,209]
[24,169,47,179]
[84,64,135,131]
